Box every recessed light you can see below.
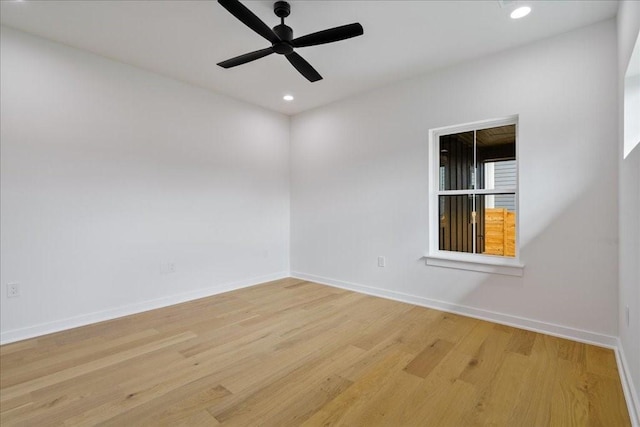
[510,6,531,19]
[283,94,294,101]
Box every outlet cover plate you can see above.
[7,283,20,298]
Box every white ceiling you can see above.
[0,0,618,115]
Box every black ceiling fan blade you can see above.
[217,47,274,68]
[218,0,280,44]
[285,52,322,82]
[291,23,363,48]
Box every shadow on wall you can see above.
[453,179,618,336]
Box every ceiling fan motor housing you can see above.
[274,1,291,18]
[273,24,293,42]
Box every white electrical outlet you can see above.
[626,305,630,327]
[378,256,386,267]
[7,283,20,298]
[161,262,176,274]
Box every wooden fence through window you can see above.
[483,208,516,257]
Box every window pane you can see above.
[477,125,516,190]
[439,131,474,190]
[438,195,474,253]
[476,194,516,257]
[482,160,517,190]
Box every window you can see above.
[624,29,640,158]
[427,116,523,276]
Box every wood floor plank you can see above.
[452,320,494,357]
[301,349,415,426]
[0,339,37,357]
[404,338,455,378]
[211,344,363,425]
[8,351,186,427]
[549,358,589,426]
[586,372,632,426]
[167,410,221,427]
[349,302,414,351]
[1,332,196,404]
[98,377,231,426]
[507,334,557,426]
[1,329,161,388]
[506,328,537,356]
[557,337,587,364]
[462,351,532,426]
[211,320,360,396]
[586,344,620,379]
[458,326,513,386]
[0,278,631,426]
[433,312,479,343]
[400,350,475,425]
[349,369,423,426]
[410,377,478,426]
[337,333,407,382]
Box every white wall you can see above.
[0,26,290,342]
[618,0,640,416]
[291,20,619,343]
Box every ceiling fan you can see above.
[217,0,364,82]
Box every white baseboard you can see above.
[0,271,289,345]
[616,340,640,426]
[291,271,619,348]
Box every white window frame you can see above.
[426,115,524,276]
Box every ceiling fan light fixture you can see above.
[510,6,531,19]
[283,94,294,101]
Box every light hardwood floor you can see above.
[0,278,631,426]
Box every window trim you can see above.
[426,115,524,276]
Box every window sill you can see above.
[425,252,524,277]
